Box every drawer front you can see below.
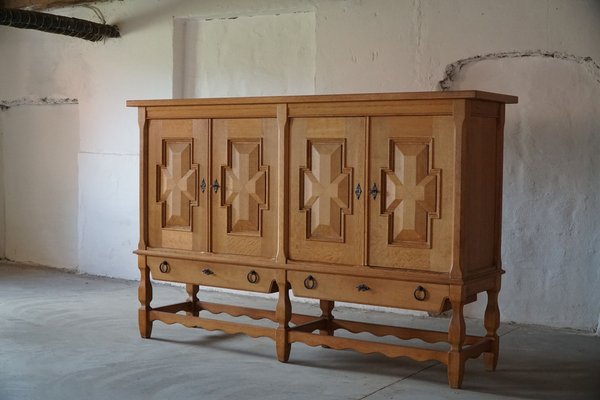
[147,257,278,293]
[288,271,449,313]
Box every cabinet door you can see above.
[368,116,454,272]
[148,119,209,251]
[211,118,277,258]
[289,117,365,266]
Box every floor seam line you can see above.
[357,362,440,399]
[499,325,521,337]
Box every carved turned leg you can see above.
[448,297,466,389]
[319,300,335,337]
[484,280,501,371]
[186,284,200,317]
[138,263,153,338]
[275,277,291,362]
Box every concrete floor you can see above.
[1,262,599,400]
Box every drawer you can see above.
[147,257,278,294]
[288,271,449,314]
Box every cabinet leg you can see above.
[275,278,291,362]
[484,282,501,371]
[319,300,335,337]
[448,297,465,389]
[138,263,153,339]
[186,284,200,317]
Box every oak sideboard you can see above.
[127,91,517,388]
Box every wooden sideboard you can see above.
[127,91,517,388]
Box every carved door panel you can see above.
[289,117,365,266]
[211,118,277,258]
[148,119,208,251]
[368,116,454,272]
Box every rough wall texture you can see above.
[1,105,79,269]
[0,0,598,330]
[0,121,4,259]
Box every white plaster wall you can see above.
[174,11,316,98]
[452,57,600,331]
[0,0,598,330]
[0,122,5,259]
[0,105,79,269]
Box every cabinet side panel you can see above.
[462,112,500,275]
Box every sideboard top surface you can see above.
[127,90,518,107]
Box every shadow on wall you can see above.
[446,54,600,331]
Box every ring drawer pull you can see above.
[202,268,214,276]
[159,261,170,273]
[247,270,259,284]
[304,275,317,290]
[356,284,370,292]
[414,285,427,301]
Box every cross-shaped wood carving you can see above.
[222,140,268,234]
[301,141,352,241]
[382,139,440,247]
[159,141,199,229]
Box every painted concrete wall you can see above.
[0,105,79,269]
[0,0,598,331]
[0,121,4,259]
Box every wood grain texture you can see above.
[289,270,449,313]
[127,90,518,107]
[211,118,278,258]
[137,258,152,338]
[288,117,365,265]
[448,288,466,389]
[289,331,448,363]
[147,256,278,294]
[131,91,516,389]
[484,277,501,371]
[150,311,275,339]
[275,273,291,362]
[186,284,199,317]
[147,119,209,251]
[138,107,148,250]
[368,116,454,271]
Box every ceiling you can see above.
[0,0,109,10]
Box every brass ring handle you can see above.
[356,284,370,292]
[304,275,317,290]
[159,261,170,273]
[413,285,427,301]
[202,268,214,276]
[247,270,259,284]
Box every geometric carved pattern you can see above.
[222,139,269,235]
[300,139,353,242]
[381,138,440,248]
[158,139,199,230]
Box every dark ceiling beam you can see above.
[0,0,108,11]
[0,7,120,41]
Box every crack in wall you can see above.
[0,97,78,110]
[438,50,600,90]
